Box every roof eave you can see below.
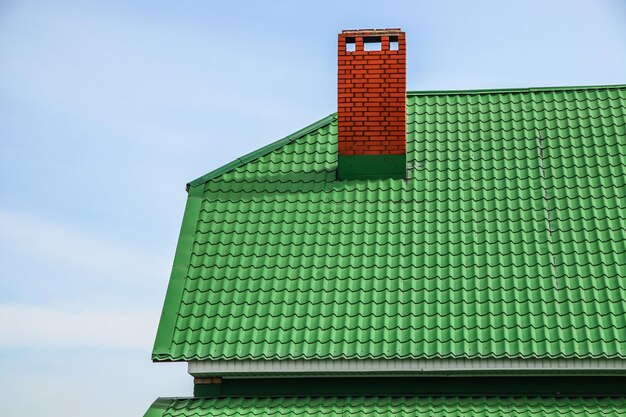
[188,358,626,377]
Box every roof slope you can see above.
[145,396,626,417]
[153,84,626,361]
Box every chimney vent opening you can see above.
[345,37,356,52]
[389,36,399,51]
[363,36,382,51]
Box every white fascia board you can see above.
[188,358,626,377]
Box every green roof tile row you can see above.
[153,84,626,361]
[145,396,626,417]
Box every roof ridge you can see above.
[187,113,337,190]
[407,83,626,96]
[185,83,625,190]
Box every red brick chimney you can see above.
[337,28,406,180]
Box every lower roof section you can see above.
[189,358,626,377]
[145,396,626,417]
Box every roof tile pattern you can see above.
[153,85,626,361]
[146,396,626,417]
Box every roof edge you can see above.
[143,398,173,417]
[152,185,205,360]
[150,349,626,362]
[407,83,626,96]
[187,113,337,189]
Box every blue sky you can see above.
[0,1,624,416]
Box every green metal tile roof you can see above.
[153,84,626,361]
[145,396,626,417]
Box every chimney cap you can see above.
[341,28,403,36]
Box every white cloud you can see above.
[0,208,169,287]
[0,347,190,417]
[0,303,157,349]
[0,209,169,349]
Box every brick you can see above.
[338,29,406,157]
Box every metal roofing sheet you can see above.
[153,85,626,361]
[145,396,626,417]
